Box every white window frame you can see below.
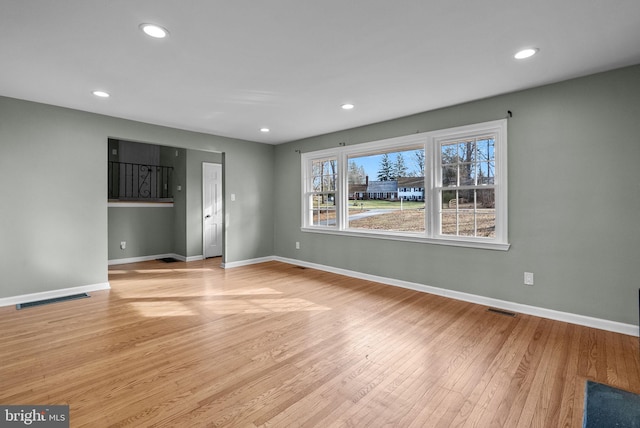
[301,119,509,251]
[301,153,340,230]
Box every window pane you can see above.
[442,144,458,164]
[457,209,476,237]
[477,137,495,162]
[312,175,322,192]
[349,200,425,233]
[442,165,457,187]
[311,193,336,227]
[477,188,494,208]
[440,189,495,237]
[442,137,496,187]
[441,210,458,235]
[478,162,494,185]
[311,159,337,192]
[459,163,475,186]
[458,140,475,163]
[347,147,425,233]
[476,189,495,237]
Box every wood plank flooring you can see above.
[0,259,638,427]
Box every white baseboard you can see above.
[108,253,204,265]
[0,282,111,308]
[221,256,276,269]
[108,254,175,265]
[273,256,639,337]
[159,254,204,262]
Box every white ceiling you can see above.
[1,1,639,144]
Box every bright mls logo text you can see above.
[1,406,69,427]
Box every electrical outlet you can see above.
[120,241,126,250]
[295,242,300,250]
[524,272,534,286]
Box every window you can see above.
[348,146,425,233]
[304,157,338,228]
[437,135,496,238]
[301,120,509,250]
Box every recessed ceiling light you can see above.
[341,103,355,110]
[139,23,169,39]
[92,90,110,98]
[260,128,270,133]
[514,48,539,59]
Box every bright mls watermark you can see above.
[1,406,69,427]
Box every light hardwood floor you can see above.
[1,259,638,427]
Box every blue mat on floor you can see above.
[584,380,640,427]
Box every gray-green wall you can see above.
[108,207,174,259]
[0,96,274,299]
[273,65,640,326]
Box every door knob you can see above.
[204,214,211,219]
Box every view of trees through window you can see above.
[347,148,426,233]
[310,137,496,237]
[303,120,507,247]
[310,158,337,226]
[439,137,496,238]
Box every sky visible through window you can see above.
[355,154,383,178]
[350,149,423,180]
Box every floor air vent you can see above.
[487,307,517,317]
[158,257,180,263]
[16,293,90,310]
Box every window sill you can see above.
[301,227,510,251]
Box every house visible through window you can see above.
[347,147,425,234]
[301,120,509,250]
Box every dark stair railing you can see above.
[108,161,174,201]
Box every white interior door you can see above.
[203,163,222,258]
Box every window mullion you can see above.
[455,189,460,236]
[428,138,438,238]
[337,152,347,230]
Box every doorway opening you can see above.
[107,138,224,265]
